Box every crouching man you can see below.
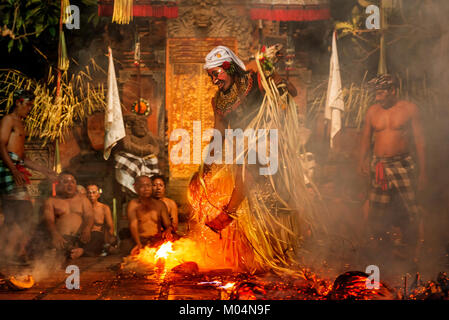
[127,175,173,255]
[42,172,94,259]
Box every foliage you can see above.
[0,59,106,144]
[0,0,60,52]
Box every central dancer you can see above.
[188,46,323,274]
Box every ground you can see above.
[0,254,236,300]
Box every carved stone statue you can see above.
[114,114,163,194]
[122,114,160,158]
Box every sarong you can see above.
[369,153,420,221]
[0,152,31,198]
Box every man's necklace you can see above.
[215,73,253,116]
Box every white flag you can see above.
[324,31,345,149]
[104,47,126,160]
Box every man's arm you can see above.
[410,103,427,190]
[271,73,298,97]
[159,201,173,240]
[103,204,114,237]
[79,196,94,244]
[23,159,57,180]
[127,200,142,249]
[43,198,66,249]
[358,107,373,175]
[168,199,178,231]
[0,116,26,185]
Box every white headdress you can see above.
[203,46,246,71]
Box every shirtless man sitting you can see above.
[151,175,179,233]
[84,184,115,256]
[127,175,174,255]
[42,172,94,259]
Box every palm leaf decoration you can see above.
[0,59,106,144]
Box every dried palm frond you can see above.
[189,51,329,276]
[112,0,133,24]
[0,61,106,144]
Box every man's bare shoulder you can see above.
[397,100,418,112]
[152,198,167,210]
[128,198,140,207]
[44,196,57,206]
[0,114,14,124]
[99,201,110,210]
[162,197,177,208]
[367,103,382,114]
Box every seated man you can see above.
[127,175,173,254]
[151,175,179,233]
[84,184,115,256]
[42,172,93,259]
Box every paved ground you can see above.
[0,254,243,300]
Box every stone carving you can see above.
[121,114,161,158]
[114,114,164,194]
[168,0,258,61]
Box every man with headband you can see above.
[203,45,297,232]
[190,45,303,272]
[358,74,426,265]
[0,89,56,264]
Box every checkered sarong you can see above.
[369,154,419,219]
[114,151,160,193]
[0,152,30,195]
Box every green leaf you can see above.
[7,38,14,52]
[48,26,56,37]
[35,23,44,36]
[17,39,23,51]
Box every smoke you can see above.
[297,0,449,289]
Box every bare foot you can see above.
[70,248,84,259]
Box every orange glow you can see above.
[154,241,174,261]
[221,282,235,290]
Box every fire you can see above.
[154,241,174,261]
[221,282,235,290]
[125,237,229,271]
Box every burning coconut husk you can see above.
[0,272,35,291]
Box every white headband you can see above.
[204,46,246,71]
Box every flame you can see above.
[220,282,235,290]
[154,241,174,260]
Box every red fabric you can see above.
[15,164,31,185]
[375,162,388,191]
[250,7,330,21]
[98,4,178,18]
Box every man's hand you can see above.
[11,168,27,186]
[206,211,234,233]
[46,169,58,181]
[131,243,143,255]
[51,233,67,250]
[80,229,91,244]
[162,229,174,242]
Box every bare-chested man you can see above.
[85,184,114,256]
[43,172,94,259]
[151,175,178,232]
[358,74,426,261]
[127,175,173,254]
[0,90,56,264]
